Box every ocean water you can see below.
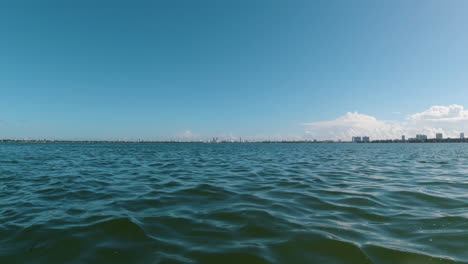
[1,143,468,264]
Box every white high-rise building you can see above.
[402,135,406,141]
[352,136,362,143]
[461,133,465,139]
[436,133,443,140]
[362,136,370,143]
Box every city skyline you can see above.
[2,104,468,142]
[1,1,468,140]
[1,128,466,143]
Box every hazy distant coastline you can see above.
[1,139,467,144]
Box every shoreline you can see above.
[1,140,467,144]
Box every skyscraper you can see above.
[461,133,465,140]
[416,134,428,141]
[436,133,443,140]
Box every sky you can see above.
[1,0,468,141]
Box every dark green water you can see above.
[1,143,467,263]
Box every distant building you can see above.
[461,133,465,140]
[436,133,443,140]
[416,134,428,141]
[402,135,406,141]
[352,136,362,143]
[362,136,370,143]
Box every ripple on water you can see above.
[1,143,468,263]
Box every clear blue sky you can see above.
[1,0,467,140]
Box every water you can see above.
[1,143,467,263]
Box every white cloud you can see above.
[303,112,405,140]
[303,105,468,141]
[179,130,193,138]
[405,105,468,138]
[175,130,200,141]
[408,104,468,122]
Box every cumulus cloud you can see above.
[408,104,468,122]
[175,130,201,141]
[303,112,405,140]
[304,105,468,141]
[179,130,194,138]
